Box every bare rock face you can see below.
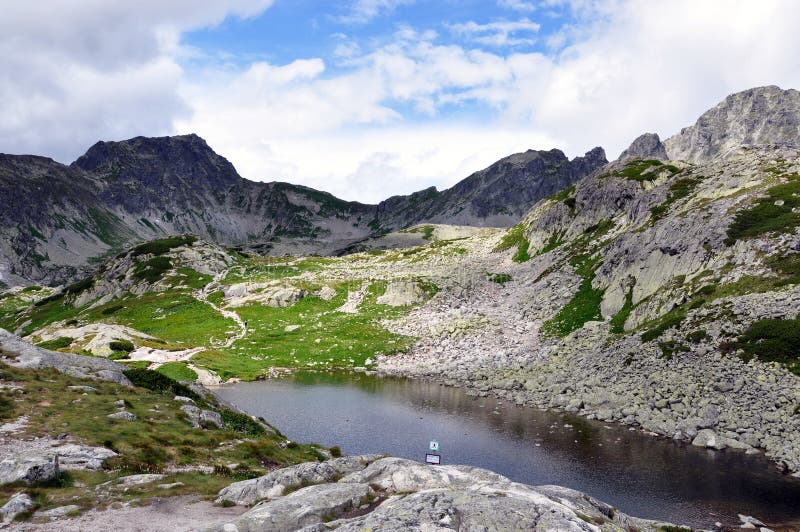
[1,493,33,523]
[208,457,675,532]
[618,133,669,161]
[665,85,800,162]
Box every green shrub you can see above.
[101,304,124,315]
[548,185,576,203]
[609,283,635,334]
[766,252,800,285]
[123,368,204,403]
[725,175,800,244]
[64,277,94,295]
[735,318,800,375]
[36,336,74,350]
[658,340,689,359]
[130,235,197,257]
[220,409,266,436]
[640,313,685,343]
[650,177,701,221]
[488,273,513,285]
[687,330,708,343]
[330,445,342,458]
[109,339,134,352]
[0,395,14,421]
[133,256,173,283]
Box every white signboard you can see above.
[425,453,441,465]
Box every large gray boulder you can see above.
[0,454,59,486]
[0,329,130,385]
[1,492,33,524]
[209,456,679,532]
[665,85,800,162]
[216,455,382,506]
[211,483,372,532]
[618,132,669,161]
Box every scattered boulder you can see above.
[376,281,426,307]
[1,493,33,524]
[36,504,80,520]
[210,483,373,532]
[107,411,137,421]
[173,395,195,404]
[216,455,383,506]
[53,444,117,470]
[180,405,222,429]
[692,429,726,450]
[318,286,337,301]
[0,454,59,486]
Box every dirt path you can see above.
[6,495,246,532]
[194,269,247,349]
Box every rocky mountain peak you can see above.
[71,133,241,189]
[618,133,668,161]
[664,85,800,162]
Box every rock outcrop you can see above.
[665,85,800,162]
[618,132,669,161]
[0,329,131,385]
[209,456,677,532]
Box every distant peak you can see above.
[664,85,800,163]
[618,133,667,162]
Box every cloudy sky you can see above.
[2,0,799,202]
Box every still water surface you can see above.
[214,371,800,529]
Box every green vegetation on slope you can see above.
[542,254,604,337]
[130,235,197,257]
[608,159,681,183]
[192,282,418,379]
[0,363,329,516]
[155,362,198,383]
[650,177,702,221]
[736,318,800,375]
[609,282,635,334]
[725,174,800,244]
[494,224,531,262]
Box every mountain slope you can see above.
[0,135,604,287]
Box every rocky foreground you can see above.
[209,456,682,531]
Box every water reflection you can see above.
[214,371,800,529]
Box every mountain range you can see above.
[0,132,606,286]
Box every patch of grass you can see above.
[488,273,513,285]
[610,159,680,183]
[494,223,532,262]
[36,336,74,350]
[650,177,702,221]
[155,362,198,383]
[173,268,213,289]
[542,254,604,337]
[658,526,693,532]
[766,252,800,286]
[547,185,576,203]
[735,317,800,375]
[90,293,234,347]
[130,235,197,257]
[609,282,635,334]
[65,277,94,296]
[403,225,435,240]
[725,174,800,244]
[537,230,566,256]
[193,282,417,378]
[0,396,14,421]
[640,312,686,343]
[133,256,173,283]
